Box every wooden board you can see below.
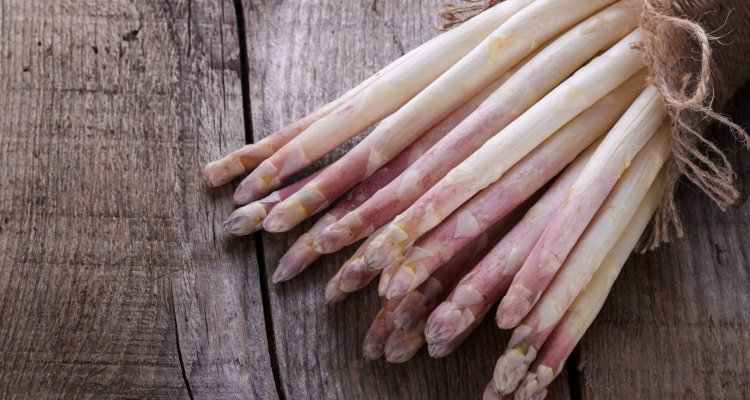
[2,1,748,399]
[0,1,277,398]
[241,1,571,399]
[576,86,750,400]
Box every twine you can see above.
[635,0,749,249]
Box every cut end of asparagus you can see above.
[424,302,462,344]
[384,322,425,363]
[365,227,408,270]
[223,204,267,236]
[203,152,249,188]
[496,285,534,329]
[263,200,307,233]
[314,220,360,254]
[324,277,350,304]
[515,366,554,400]
[493,346,537,395]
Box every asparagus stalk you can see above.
[286,2,636,240]
[364,29,646,270]
[363,298,402,361]
[496,85,665,329]
[232,0,536,203]
[272,90,474,282]
[423,139,600,348]
[383,320,426,363]
[264,71,513,232]
[511,178,666,400]
[492,140,669,395]
[384,71,644,300]
[332,227,386,297]
[224,170,321,236]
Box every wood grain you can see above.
[576,86,750,400]
[2,1,748,399]
[0,1,276,398]
[241,1,570,398]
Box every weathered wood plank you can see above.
[241,1,571,398]
[576,87,750,400]
[0,1,277,398]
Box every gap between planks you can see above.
[232,0,287,399]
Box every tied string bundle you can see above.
[440,0,750,247]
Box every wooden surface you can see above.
[0,1,748,399]
[0,1,276,398]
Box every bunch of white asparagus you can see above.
[205,0,672,398]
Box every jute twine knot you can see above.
[439,0,750,250]
[636,0,749,249]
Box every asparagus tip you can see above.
[203,153,247,188]
[223,205,266,236]
[364,230,405,270]
[391,292,425,330]
[515,368,552,400]
[496,287,533,329]
[337,258,371,293]
[424,303,461,344]
[362,331,386,361]
[263,201,304,233]
[384,267,417,300]
[232,177,267,205]
[273,245,316,284]
[384,323,425,363]
[324,278,349,304]
[493,347,537,395]
[482,382,509,400]
[272,266,295,284]
[427,341,457,358]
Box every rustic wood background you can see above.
[0,1,748,399]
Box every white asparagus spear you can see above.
[364,29,646,270]
[232,0,537,203]
[312,2,638,249]
[513,178,666,400]
[491,134,669,395]
[496,85,665,329]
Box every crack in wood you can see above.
[171,284,196,400]
[233,1,286,399]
